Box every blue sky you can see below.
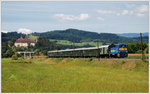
[2,1,149,34]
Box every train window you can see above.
[124,45,127,47]
[115,44,119,47]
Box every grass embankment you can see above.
[2,58,149,93]
[127,54,149,59]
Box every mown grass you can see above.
[1,58,149,93]
[127,54,149,59]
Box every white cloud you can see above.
[2,30,8,33]
[18,28,32,34]
[97,4,148,17]
[122,10,129,15]
[116,13,120,16]
[135,5,148,17]
[97,10,114,14]
[121,10,134,16]
[79,14,89,20]
[136,13,145,17]
[129,11,134,15]
[136,5,148,13]
[54,13,90,21]
[126,4,148,17]
[97,9,121,16]
[97,17,105,21]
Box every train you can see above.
[48,43,128,58]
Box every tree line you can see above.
[127,42,148,53]
[32,29,149,43]
[2,37,149,58]
[1,31,149,58]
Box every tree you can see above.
[34,49,40,56]
[144,46,149,54]
[5,48,14,57]
[127,42,148,53]
[35,37,57,55]
[12,54,18,60]
[2,42,8,57]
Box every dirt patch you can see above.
[107,60,119,68]
[61,58,68,63]
[122,62,136,70]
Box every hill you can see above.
[2,32,26,42]
[117,32,149,38]
[2,29,148,44]
[32,29,100,42]
[32,29,148,43]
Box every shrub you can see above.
[14,52,20,57]
[5,48,14,58]
[136,50,142,54]
[12,54,18,60]
[34,49,40,56]
[144,47,149,54]
[88,58,93,62]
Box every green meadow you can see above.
[1,58,149,93]
[50,39,103,47]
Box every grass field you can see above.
[50,39,103,47]
[1,57,149,93]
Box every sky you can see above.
[1,1,149,34]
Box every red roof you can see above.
[16,35,35,43]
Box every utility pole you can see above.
[140,32,144,61]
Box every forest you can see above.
[32,28,149,43]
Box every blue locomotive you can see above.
[109,43,128,57]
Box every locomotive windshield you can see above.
[124,45,127,47]
[119,45,123,48]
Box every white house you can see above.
[14,35,35,47]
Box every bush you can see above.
[12,54,18,60]
[34,49,40,56]
[14,52,21,57]
[136,50,142,54]
[144,47,149,54]
[5,48,14,58]
[88,58,93,62]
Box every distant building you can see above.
[14,35,35,47]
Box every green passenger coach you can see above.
[48,45,109,58]
[48,43,128,58]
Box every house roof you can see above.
[15,35,35,43]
